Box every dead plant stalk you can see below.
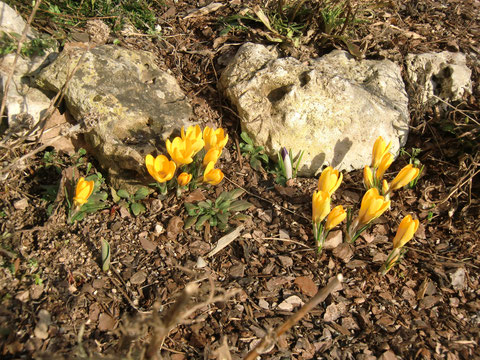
[244,274,343,360]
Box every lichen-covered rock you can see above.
[35,45,192,190]
[220,43,410,176]
[405,51,471,105]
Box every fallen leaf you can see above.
[140,237,157,253]
[184,189,205,203]
[167,216,184,240]
[208,225,244,257]
[332,243,354,263]
[294,276,318,297]
[324,230,342,250]
[98,313,116,331]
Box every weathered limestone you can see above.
[35,45,193,189]
[0,1,54,133]
[405,51,471,105]
[219,43,410,176]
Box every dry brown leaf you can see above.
[167,216,184,240]
[98,313,116,331]
[294,276,318,297]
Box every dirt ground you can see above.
[1,1,479,359]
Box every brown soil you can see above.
[1,1,479,359]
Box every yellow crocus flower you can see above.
[312,190,331,224]
[382,179,389,195]
[375,152,394,181]
[181,125,204,155]
[203,126,228,151]
[166,136,195,166]
[357,188,390,227]
[145,154,176,183]
[203,161,224,185]
[371,136,391,168]
[363,166,374,190]
[177,172,192,187]
[73,177,94,207]
[317,166,342,196]
[325,205,347,231]
[392,215,419,249]
[203,148,222,167]
[389,164,420,191]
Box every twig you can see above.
[244,274,343,360]
[0,0,43,122]
[146,283,199,360]
[406,246,479,269]
[432,95,480,127]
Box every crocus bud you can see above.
[281,147,292,180]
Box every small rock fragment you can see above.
[278,295,304,311]
[130,270,147,285]
[450,268,466,291]
[13,198,28,210]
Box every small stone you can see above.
[130,270,147,285]
[450,268,466,291]
[258,299,269,310]
[13,198,28,210]
[278,295,304,311]
[154,224,164,234]
[278,255,293,267]
[195,257,207,268]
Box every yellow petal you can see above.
[363,166,374,190]
[371,136,391,168]
[177,172,192,186]
[203,148,221,166]
[318,167,342,195]
[375,152,394,181]
[312,190,331,224]
[392,215,419,248]
[325,205,346,231]
[73,177,94,206]
[390,164,420,191]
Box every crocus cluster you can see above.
[363,136,420,198]
[312,167,346,253]
[145,125,228,194]
[380,215,419,274]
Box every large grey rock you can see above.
[0,1,35,37]
[0,1,54,133]
[220,43,409,175]
[405,51,471,105]
[35,45,193,189]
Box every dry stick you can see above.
[145,283,199,360]
[244,274,343,360]
[405,246,479,269]
[0,0,43,121]
[432,95,480,127]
